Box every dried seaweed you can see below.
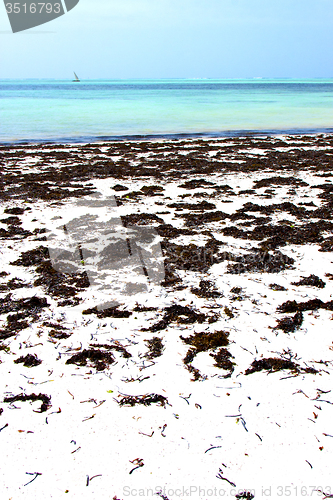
[191,280,222,298]
[82,306,132,318]
[66,348,116,371]
[275,311,303,333]
[144,337,164,359]
[277,299,333,313]
[245,357,317,375]
[227,250,294,274]
[14,354,42,367]
[143,304,206,332]
[269,283,287,291]
[235,492,255,500]
[291,274,326,288]
[118,393,168,407]
[210,348,235,377]
[89,343,132,359]
[180,330,229,352]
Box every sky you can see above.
[0,0,333,79]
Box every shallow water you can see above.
[1,79,333,143]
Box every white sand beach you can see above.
[1,134,333,499]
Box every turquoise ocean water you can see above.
[1,79,333,143]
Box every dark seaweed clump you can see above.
[235,492,255,500]
[253,176,309,189]
[291,274,326,288]
[277,299,333,313]
[112,184,128,191]
[245,357,317,375]
[3,393,51,412]
[0,295,49,340]
[275,311,303,333]
[269,283,287,291]
[181,330,230,381]
[182,210,229,227]
[11,246,90,305]
[162,237,222,274]
[10,245,50,267]
[121,213,164,226]
[118,393,168,407]
[143,304,206,332]
[155,223,196,239]
[89,343,132,359]
[210,348,235,377]
[0,277,31,292]
[14,353,42,367]
[82,306,132,318]
[144,337,164,359]
[167,200,216,211]
[227,250,294,274]
[181,330,229,352]
[179,179,216,189]
[191,280,222,298]
[66,348,116,371]
[43,321,72,340]
[4,207,26,215]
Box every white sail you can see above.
[73,72,80,82]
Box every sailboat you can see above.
[73,72,80,82]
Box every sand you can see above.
[1,134,333,499]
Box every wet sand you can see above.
[1,134,333,499]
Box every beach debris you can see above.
[156,491,170,500]
[191,279,222,298]
[181,330,230,380]
[24,472,42,487]
[253,175,309,189]
[291,274,326,288]
[245,357,317,375]
[269,283,287,291]
[121,212,164,226]
[44,321,72,340]
[66,349,116,371]
[179,178,216,189]
[143,304,206,332]
[82,306,132,318]
[227,249,294,274]
[160,423,167,437]
[89,342,132,359]
[277,298,333,313]
[275,311,303,333]
[144,337,165,359]
[118,393,168,407]
[181,330,229,352]
[3,393,51,412]
[1,281,77,338]
[14,353,42,367]
[86,474,102,486]
[0,423,8,432]
[205,445,222,453]
[129,458,144,474]
[235,492,255,499]
[216,467,236,487]
[155,223,196,239]
[210,348,235,377]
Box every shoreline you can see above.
[2,128,333,147]
[1,133,333,499]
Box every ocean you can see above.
[1,79,333,143]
